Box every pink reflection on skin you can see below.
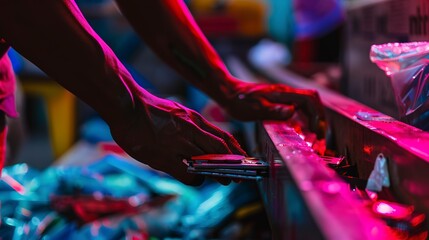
[370,227,379,237]
[317,181,343,194]
[373,201,414,220]
[376,202,396,214]
[410,213,426,228]
[366,190,378,201]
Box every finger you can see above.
[292,90,325,120]
[192,129,232,154]
[202,127,245,155]
[172,135,241,186]
[263,86,322,114]
[146,154,205,187]
[179,175,205,186]
[223,134,247,156]
[260,102,295,120]
[232,178,242,183]
[174,139,207,186]
[146,138,206,186]
[189,116,246,155]
[267,88,326,137]
[213,177,232,185]
[314,119,327,140]
[298,91,326,137]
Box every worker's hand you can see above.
[222,80,326,139]
[109,94,245,186]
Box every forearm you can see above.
[0,0,146,128]
[115,0,238,105]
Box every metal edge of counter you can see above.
[226,57,394,239]
[248,60,429,234]
[259,121,391,240]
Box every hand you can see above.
[109,94,245,186]
[222,80,326,139]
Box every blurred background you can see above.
[7,0,346,168]
[12,0,429,238]
[1,0,353,239]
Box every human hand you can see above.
[109,94,245,186]
[222,80,326,139]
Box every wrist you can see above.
[205,72,241,107]
[101,82,145,130]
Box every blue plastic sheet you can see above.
[0,154,266,239]
[0,155,200,239]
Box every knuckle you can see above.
[305,89,319,97]
[223,132,235,141]
[218,138,228,147]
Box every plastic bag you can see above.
[370,42,429,129]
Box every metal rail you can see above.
[258,121,391,239]
[227,55,429,239]
[255,63,429,212]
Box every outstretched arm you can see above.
[115,0,234,105]
[0,0,244,185]
[115,0,326,137]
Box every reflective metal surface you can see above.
[229,55,429,239]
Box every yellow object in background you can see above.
[21,79,76,159]
[229,0,266,37]
[189,0,267,37]
[189,0,218,14]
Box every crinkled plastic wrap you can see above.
[0,155,201,239]
[370,42,429,129]
[177,182,270,239]
[0,155,266,239]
